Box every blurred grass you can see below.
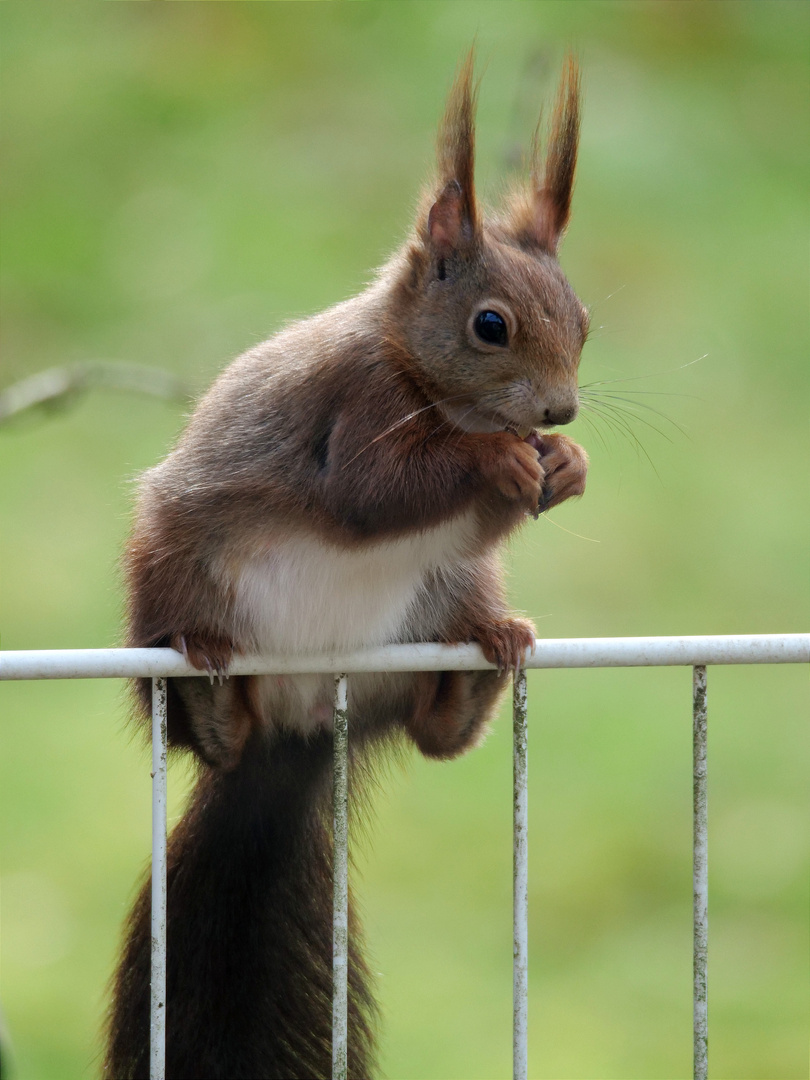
[1,3,808,1078]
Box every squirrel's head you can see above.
[396,53,588,436]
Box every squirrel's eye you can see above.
[474,310,508,347]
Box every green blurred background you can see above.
[1,3,807,1078]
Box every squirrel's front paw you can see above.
[473,617,536,672]
[172,631,234,685]
[526,433,588,514]
[479,432,545,509]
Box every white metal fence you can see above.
[2,633,808,1080]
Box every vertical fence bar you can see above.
[150,677,168,1080]
[332,674,349,1080]
[513,669,529,1080]
[693,665,708,1080]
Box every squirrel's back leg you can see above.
[401,553,531,759]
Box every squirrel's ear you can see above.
[510,55,581,255]
[425,50,480,256]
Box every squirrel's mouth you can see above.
[440,399,542,439]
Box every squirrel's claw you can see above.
[170,632,234,684]
[473,618,536,674]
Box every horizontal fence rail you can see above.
[1,633,808,680]
[2,634,807,1080]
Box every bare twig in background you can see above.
[0,363,194,426]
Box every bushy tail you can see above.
[103,727,377,1080]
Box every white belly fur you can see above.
[230,511,477,729]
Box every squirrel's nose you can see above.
[543,401,578,426]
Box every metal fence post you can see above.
[693,665,708,1080]
[513,669,529,1080]
[150,676,168,1080]
[332,674,349,1080]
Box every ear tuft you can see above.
[424,49,480,255]
[509,54,581,255]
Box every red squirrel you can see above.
[104,54,588,1080]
